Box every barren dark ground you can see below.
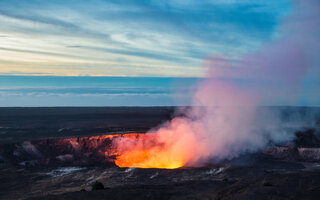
[0,107,175,144]
[0,107,320,200]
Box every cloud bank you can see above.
[0,0,285,76]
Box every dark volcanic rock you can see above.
[1,106,320,200]
[0,107,176,144]
[91,181,104,190]
[25,170,320,200]
[215,170,320,200]
[294,128,320,147]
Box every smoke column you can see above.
[113,0,320,168]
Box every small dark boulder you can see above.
[262,180,273,187]
[91,181,104,190]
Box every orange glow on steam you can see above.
[112,118,199,169]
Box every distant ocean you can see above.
[0,76,198,107]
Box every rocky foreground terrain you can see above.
[0,128,320,200]
[27,168,320,200]
[0,107,319,200]
[0,158,319,200]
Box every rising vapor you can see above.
[112,0,320,168]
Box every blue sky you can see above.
[0,0,290,76]
[0,0,319,106]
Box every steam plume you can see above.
[113,0,320,168]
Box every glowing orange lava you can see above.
[59,132,189,169]
[114,148,184,169]
[111,122,195,169]
[113,133,186,169]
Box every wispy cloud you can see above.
[0,0,288,76]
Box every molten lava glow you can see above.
[61,132,188,169]
[112,118,200,169]
[51,132,194,169]
[113,134,186,169]
[114,148,184,169]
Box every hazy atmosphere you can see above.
[1,0,319,106]
[1,1,320,200]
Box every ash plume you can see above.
[113,0,320,168]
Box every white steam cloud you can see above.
[113,0,320,168]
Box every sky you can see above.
[0,0,290,77]
[0,0,319,106]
